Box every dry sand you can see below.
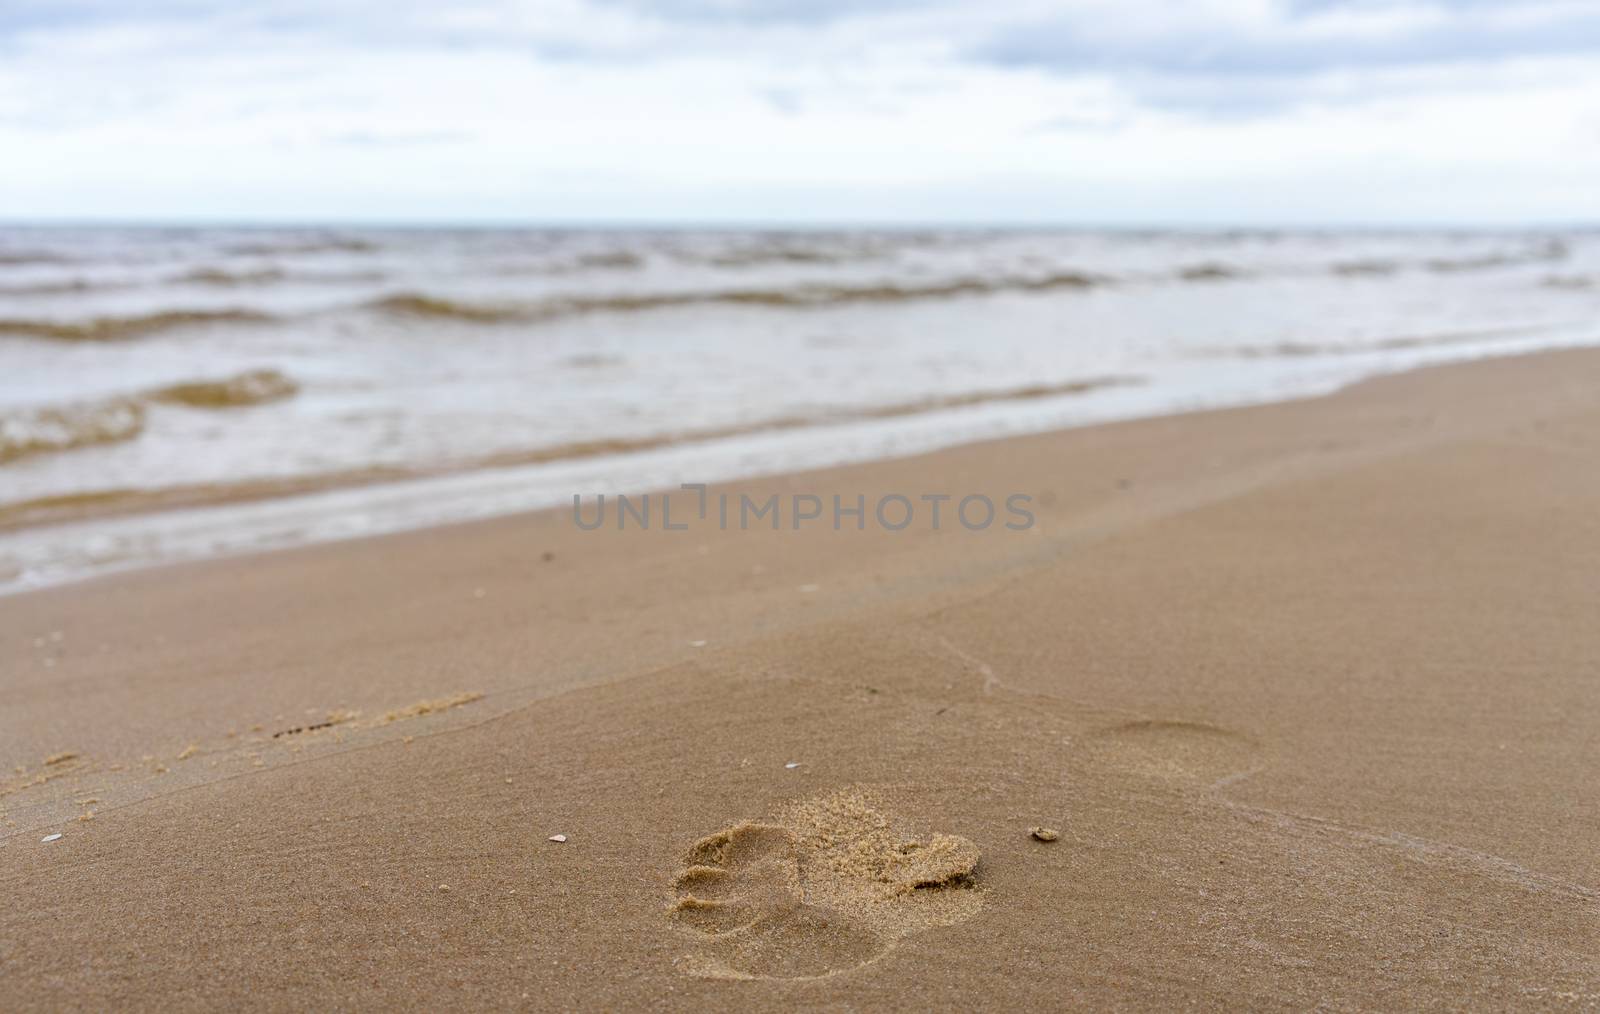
[3,347,1599,1009]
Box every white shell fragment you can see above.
[689,640,707,648]
[41,833,63,843]
[548,834,568,843]
[785,762,801,769]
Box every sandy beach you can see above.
[3,346,1599,1009]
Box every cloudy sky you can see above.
[2,0,1597,223]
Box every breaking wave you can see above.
[146,369,300,408]
[0,309,277,342]
[0,369,300,468]
[0,374,1135,528]
[1331,259,1401,277]
[1175,263,1247,282]
[175,266,288,286]
[369,293,525,323]
[1211,324,1563,359]
[369,272,1112,324]
[1543,275,1595,290]
[0,398,146,465]
[1422,241,1567,274]
[223,235,379,257]
[0,278,107,297]
[0,250,74,266]
[174,265,388,287]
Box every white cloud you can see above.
[0,0,1596,222]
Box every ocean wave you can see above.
[490,252,645,277]
[848,376,1140,421]
[1330,259,1401,277]
[0,278,106,296]
[1175,263,1247,282]
[699,244,886,268]
[1211,324,1558,359]
[174,265,388,287]
[369,272,1112,325]
[176,266,289,286]
[0,308,277,342]
[0,369,299,470]
[569,251,644,271]
[562,353,626,369]
[671,232,936,268]
[370,293,526,323]
[1325,243,1566,279]
[0,266,388,296]
[146,369,299,408]
[0,374,1134,528]
[1543,275,1595,290]
[0,250,74,266]
[223,235,379,257]
[0,398,146,465]
[1423,241,1567,274]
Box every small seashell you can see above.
[41,833,63,843]
[784,762,801,769]
[548,834,568,843]
[1029,827,1059,842]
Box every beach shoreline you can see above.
[3,345,1599,1007]
[6,224,1597,595]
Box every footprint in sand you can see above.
[1088,718,1261,787]
[668,789,983,980]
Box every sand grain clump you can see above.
[378,692,483,724]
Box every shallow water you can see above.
[3,225,1598,588]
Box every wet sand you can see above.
[3,347,1599,1008]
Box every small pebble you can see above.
[548,834,568,843]
[1030,827,1059,842]
[784,762,801,769]
[41,833,62,843]
[689,640,707,648]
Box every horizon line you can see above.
[3,217,1596,232]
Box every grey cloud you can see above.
[968,1,1600,117]
[974,6,1600,78]
[590,0,934,27]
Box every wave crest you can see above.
[1176,263,1245,282]
[371,293,527,322]
[368,272,1111,325]
[223,236,378,256]
[0,374,1132,525]
[1210,323,1561,359]
[147,369,299,408]
[0,309,276,342]
[0,398,146,465]
[177,267,289,286]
